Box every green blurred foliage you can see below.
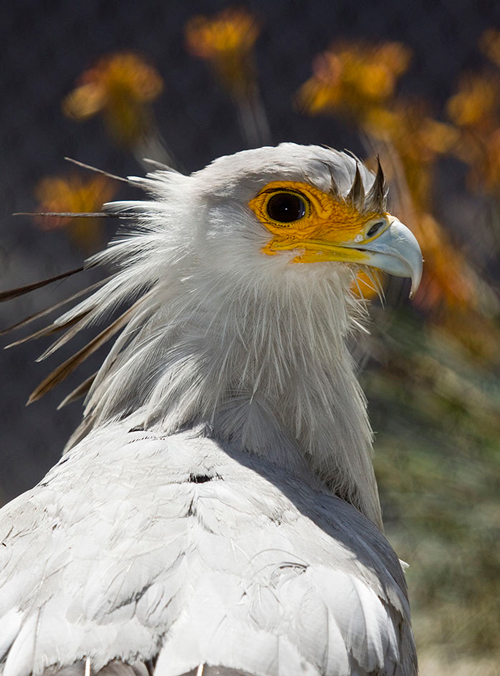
[367,308,500,659]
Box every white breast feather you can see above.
[0,427,414,676]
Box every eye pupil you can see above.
[267,192,306,223]
[367,220,385,237]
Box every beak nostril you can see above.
[366,221,385,238]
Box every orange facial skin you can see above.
[248,180,389,264]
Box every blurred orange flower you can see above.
[446,70,500,195]
[185,8,260,96]
[447,72,499,133]
[368,105,458,161]
[63,52,163,147]
[35,174,117,250]
[480,28,500,68]
[411,213,480,312]
[186,8,259,59]
[367,101,459,208]
[458,126,500,194]
[297,41,411,121]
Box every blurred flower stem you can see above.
[186,8,271,147]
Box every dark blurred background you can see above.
[2,1,500,674]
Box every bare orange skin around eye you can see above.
[248,181,386,263]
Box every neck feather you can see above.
[78,263,382,527]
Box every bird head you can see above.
[187,143,422,296]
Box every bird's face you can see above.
[197,144,422,295]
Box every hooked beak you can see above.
[287,217,423,297]
[351,218,423,298]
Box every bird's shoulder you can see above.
[0,425,415,676]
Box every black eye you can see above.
[266,192,307,223]
[366,220,385,238]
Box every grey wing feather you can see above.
[0,426,416,676]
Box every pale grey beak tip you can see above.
[409,255,424,299]
[357,218,424,298]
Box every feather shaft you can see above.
[64,157,137,186]
[5,312,91,349]
[0,277,110,336]
[0,267,85,302]
[35,310,97,360]
[13,212,128,218]
[28,304,136,404]
[57,372,97,409]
